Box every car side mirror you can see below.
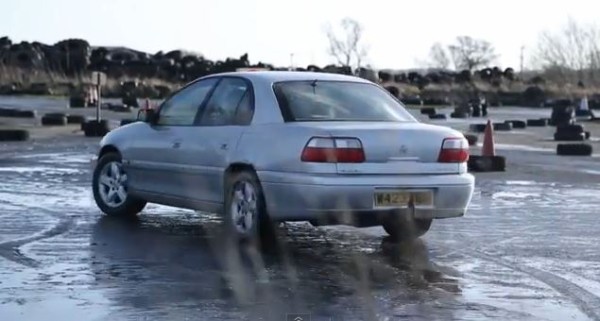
[137,108,158,124]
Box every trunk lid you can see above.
[297,121,464,175]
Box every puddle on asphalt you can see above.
[1,149,600,320]
[495,144,555,152]
[0,166,81,174]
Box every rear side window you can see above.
[200,77,253,126]
[272,80,416,122]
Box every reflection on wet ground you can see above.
[1,138,599,321]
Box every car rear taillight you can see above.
[438,137,469,163]
[301,137,365,163]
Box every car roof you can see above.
[202,71,372,84]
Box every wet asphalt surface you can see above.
[1,104,600,320]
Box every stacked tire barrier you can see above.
[463,133,478,146]
[468,155,506,172]
[492,122,512,131]
[0,129,30,141]
[120,119,137,126]
[557,143,593,156]
[66,115,86,124]
[428,114,447,120]
[526,118,547,127]
[505,120,527,129]
[554,124,587,141]
[0,107,37,118]
[69,96,87,108]
[83,119,110,137]
[41,113,68,126]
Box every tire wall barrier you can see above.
[557,143,593,156]
[428,114,447,120]
[463,133,478,146]
[0,129,30,141]
[83,120,110,137]
[527,119,547,127]
[505,120,527,129]
[41,114,67,126]
[468,155,506,172]
[0,108,36,118]
[469,124,487,133]
[66,115,86,124]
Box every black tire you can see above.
[382,216,432,241]
[428,113,446,120]
[14,110,36,118]
[41,114,67,126]
[493,122,512,131]
[554,131,585,141]
[421,107,436,115]
[527,119,547,127]
[84,120,110,137]
[223,171,275,244]
[557,143,593,156]
[469,124,487,133]
[468,155,506,172]
[69,96,87,108]
[0,129,30,142]
[450,112,468,119]
[66,114,86,124]
[0,108,17,117]
[120,119,137,126]
[92,152,146,217]
[556,124,584,135]
[463,133,478,146]
[111,105,133,113]
[506,120,527,129]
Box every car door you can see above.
[172,76,255,207]
[125,77,219,199]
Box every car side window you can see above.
[157,78,218,126]
[233,91,254,125]
[199,78,253,126]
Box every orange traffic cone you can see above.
[482,119,495,157]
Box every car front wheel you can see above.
[92,152,146,217]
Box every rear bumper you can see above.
[258,171,475,223]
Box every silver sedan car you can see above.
[92,71,475,242]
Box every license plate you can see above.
[373,190,434,208]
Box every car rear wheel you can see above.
[223,171,275,244]
[92,152,146,217]
[382,216,432,241]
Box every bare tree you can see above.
[427,42,451,69]
[532,18,600,85]
[448,36,498,71]
[325,18,368,71]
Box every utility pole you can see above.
[290,53,295,71]
[520,45,525,76]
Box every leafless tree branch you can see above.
[325,18,369,72]
[447,36,498,71]
[532,18,600,85]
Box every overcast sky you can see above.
[2,0,598,70]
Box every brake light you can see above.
[301,137,365,163]
[438,137,469,163]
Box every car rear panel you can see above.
[292,121,463,175]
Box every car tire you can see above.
[92,152,146,217]
[382,216,432,241]
[223,171,275,244]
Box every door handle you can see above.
[172,140,182,149]
[220,143,228,150]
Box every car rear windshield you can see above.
[272,80,417,122]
